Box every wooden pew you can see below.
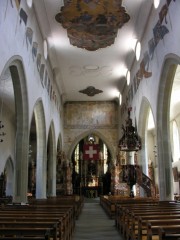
[119,204,180,239]
[159,227,180,240]
[136,219,180,240]
[0,237,51,239]
[132,215,180,240]
[29,195,84,220]
[115,202,161,232]
[0,206,74,240]
[127,211,180,240]
[0,212,71,240]
[0,216,68,240]
[0,227,52,240]
[0,238,50,240]
[0,195,84,240]
[100,195,159,219]
[147,223,180,240]
[5,206,75,236]
[0,222,58,239]
[113,198,180,240]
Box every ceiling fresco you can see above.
[55,0,130,51]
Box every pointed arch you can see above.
[138,97,155,172]
[33,99,46,198]
[138,97,158,196]
[1,57,29,203]
[67,130,116,162]
[156,54,180,200]
[57,134,62,151]
[4,156,14,196]
[47,121,56,196]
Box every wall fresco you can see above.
[64,101,118,129]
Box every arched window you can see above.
[172,120,180,162]
[103,143,108,173]
[75,144,80,173]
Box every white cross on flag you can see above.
[83,144,99,160]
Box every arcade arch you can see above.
[4,156,14,196]
[67,130,116,162]
[31,100,47,199]
[69,131,115,196]
[4,57,28,202]
[157,56,180,200]
[47,121,56,197]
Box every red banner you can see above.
[83,144,99,160]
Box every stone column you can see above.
[157,127,174,200]
[63,160,73,195]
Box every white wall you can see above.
[120,0,180,198]
[0,1,63,174]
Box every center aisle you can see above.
[72,198,124,240]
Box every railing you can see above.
[136,166,156,197]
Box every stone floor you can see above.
[72,197,125,240]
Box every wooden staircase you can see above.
[121,164,156,197]
[136,166,156,197]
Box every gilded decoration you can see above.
[118,108,141,152]
[79,86,103,96]
[55,0,130,51]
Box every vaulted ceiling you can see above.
[1,0,180,142]
[3,0,179,112]
[33,0,154,102]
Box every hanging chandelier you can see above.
[118,108,141,152]
[55,0,130,51]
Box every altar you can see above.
[81,186,102,198]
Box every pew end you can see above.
[159,227,180,240]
